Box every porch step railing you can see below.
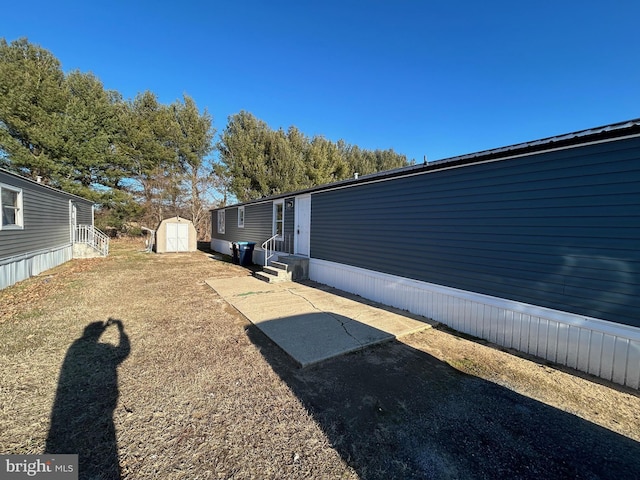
[261,234,278,267]
[261,234,294,266]
[75,225,110,256]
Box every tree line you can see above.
[217,111,412,203]
[0,38,412,238]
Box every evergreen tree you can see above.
[217,111,273,202]
[0,38,67,181]
[172,94,216,238]
[218,111,412,202]
[0,38,218,237]
[1,37,411,236]
[55,71,123,200]
[0,38,133,206]
[114,91,181,226]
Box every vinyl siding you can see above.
[283,197,295,253]
[214,202,273,243]
[0,172,92,260]
[0,172,66,258]
[311,136,640,328]
[212,197,296,253]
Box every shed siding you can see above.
[311,137,640,328]
[155,217,197,253]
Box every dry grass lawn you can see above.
[1,240,354,479]
[1,239,639,479]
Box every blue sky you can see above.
[3,1,639,162]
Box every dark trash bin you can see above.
[231,242,239,264]
[237,241,256,266]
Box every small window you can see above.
[0,184,23,230]
[217,210,225,234]
[273,200,284,239]
[238,206,245,228]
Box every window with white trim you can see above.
[217,209,225,234]
[0,184,23,230]
[273,200,284,239]
[238,206,245,228]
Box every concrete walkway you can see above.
[206,276,435,367]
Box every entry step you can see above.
[254,260,292,284]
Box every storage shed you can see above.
[155,216,197,253]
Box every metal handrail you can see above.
[141,227,155,253]
[261,234,279,267]
[75,225,110,256]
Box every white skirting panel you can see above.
[309,258,640,390]
[211,238,231,257]
[0,245,73,290]
[210,238,266,265]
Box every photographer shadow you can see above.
[45,318,130,479]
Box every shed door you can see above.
[294,195,311,256]
[166,223,189,252]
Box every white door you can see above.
[166,223,189,252]
[294,195,311,256]
[69,202,77,243]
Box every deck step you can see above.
[270,261,289,271]
[253,259,295,284]
[263,265,284,276]
[254,270,291,284]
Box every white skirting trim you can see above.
[0,245,73,290]
[210,238,265,265]
[309,258,640,390]
[210,238,231,257]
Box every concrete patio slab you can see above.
[205,276,434,367]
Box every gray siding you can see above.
[214,202,273,244]
[283,196,295,253]
[1,173,77,260]
[213,198,297,254]
[311,137,640,328]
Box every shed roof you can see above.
[212,117,640,210]
[156,215,194,226]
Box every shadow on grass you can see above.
[45,318,130,479]
[433,323,640,396]
[245,318,640,479]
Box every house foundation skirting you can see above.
[211,238,266,265]
[309,258,640,390]
[0,245,73,290]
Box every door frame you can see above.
[294,194,311,256]
[69,201,77,243]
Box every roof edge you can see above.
[0,167,95,203]
[211,117,640,210]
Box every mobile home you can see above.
[211,119,640,388]
[0,168,108,290]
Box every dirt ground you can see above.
[1,239,639,479]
